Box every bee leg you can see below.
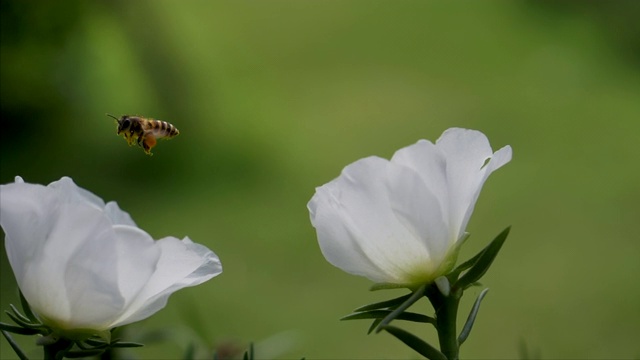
[127,135,136,146]
[142,132,157,155]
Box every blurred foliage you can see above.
[1,1,639,359]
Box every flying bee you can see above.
[107,114,180,155]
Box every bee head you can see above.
[108,114,132,135]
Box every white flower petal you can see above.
[110,226,161,313]
[385,159,451,275]
[486,145,513,173]
[1,182,58,286]
[104,202,137,227]
[391,139,450,234]
[49,177,106,210]
[112,237,222,327]
[310,157,449,285]
[435,128,512,238]
[21,203,125,329]
[309,172,387,282]
[434,129,494,238]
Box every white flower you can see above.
[308,128,512,288]
[0,176,222,338]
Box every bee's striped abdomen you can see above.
[149,120,180,139]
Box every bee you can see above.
[107,114,179,155]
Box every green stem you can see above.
[436,295,460,359]
[1,330,29,360]
[427,285,461,360]
[43,337,73,360]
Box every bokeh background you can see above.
[2,1,639,359]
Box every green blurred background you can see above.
[1,1,639,358]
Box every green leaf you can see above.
[63,348,106,358]
[369,282,409,290]
[0,322,41,335]
[449,247,484,281]
[82,339,108,348]
[4,311,45,330]
[342,310,435,325]
[455,227,510,290]
[19,290,38,323]
[8,305,31,324]
[458,288,490,345]
[341,310,387,321]
[367,318,382,334]
[352,293,412,312]
[243,342,254,360]
[381,326,446,360]
[376,284,427,332]
[1,330,29,360]
[111,341,144,348]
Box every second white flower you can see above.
[308,128,512,288]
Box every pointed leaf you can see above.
[458,288,490,345]
[0,322,41,335]
[367,318,382,334]
[342,310,435,325]
[63,348,106,358]
[353,293,412,312]
[1,330,29,360]
[19,290,38,323]
[111,341,144,348]
[341,310,388,321]
[455,227,509,290]
[4,311,45,330]
[242,342,254,360]
[370,282,409,291]
[397,312,436,325]
[83,339,109,348]
[8,305,31,324]
[376,284,426,332]
[449,248,484,281]
[381,326,446,360]
[95,330,112,343]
